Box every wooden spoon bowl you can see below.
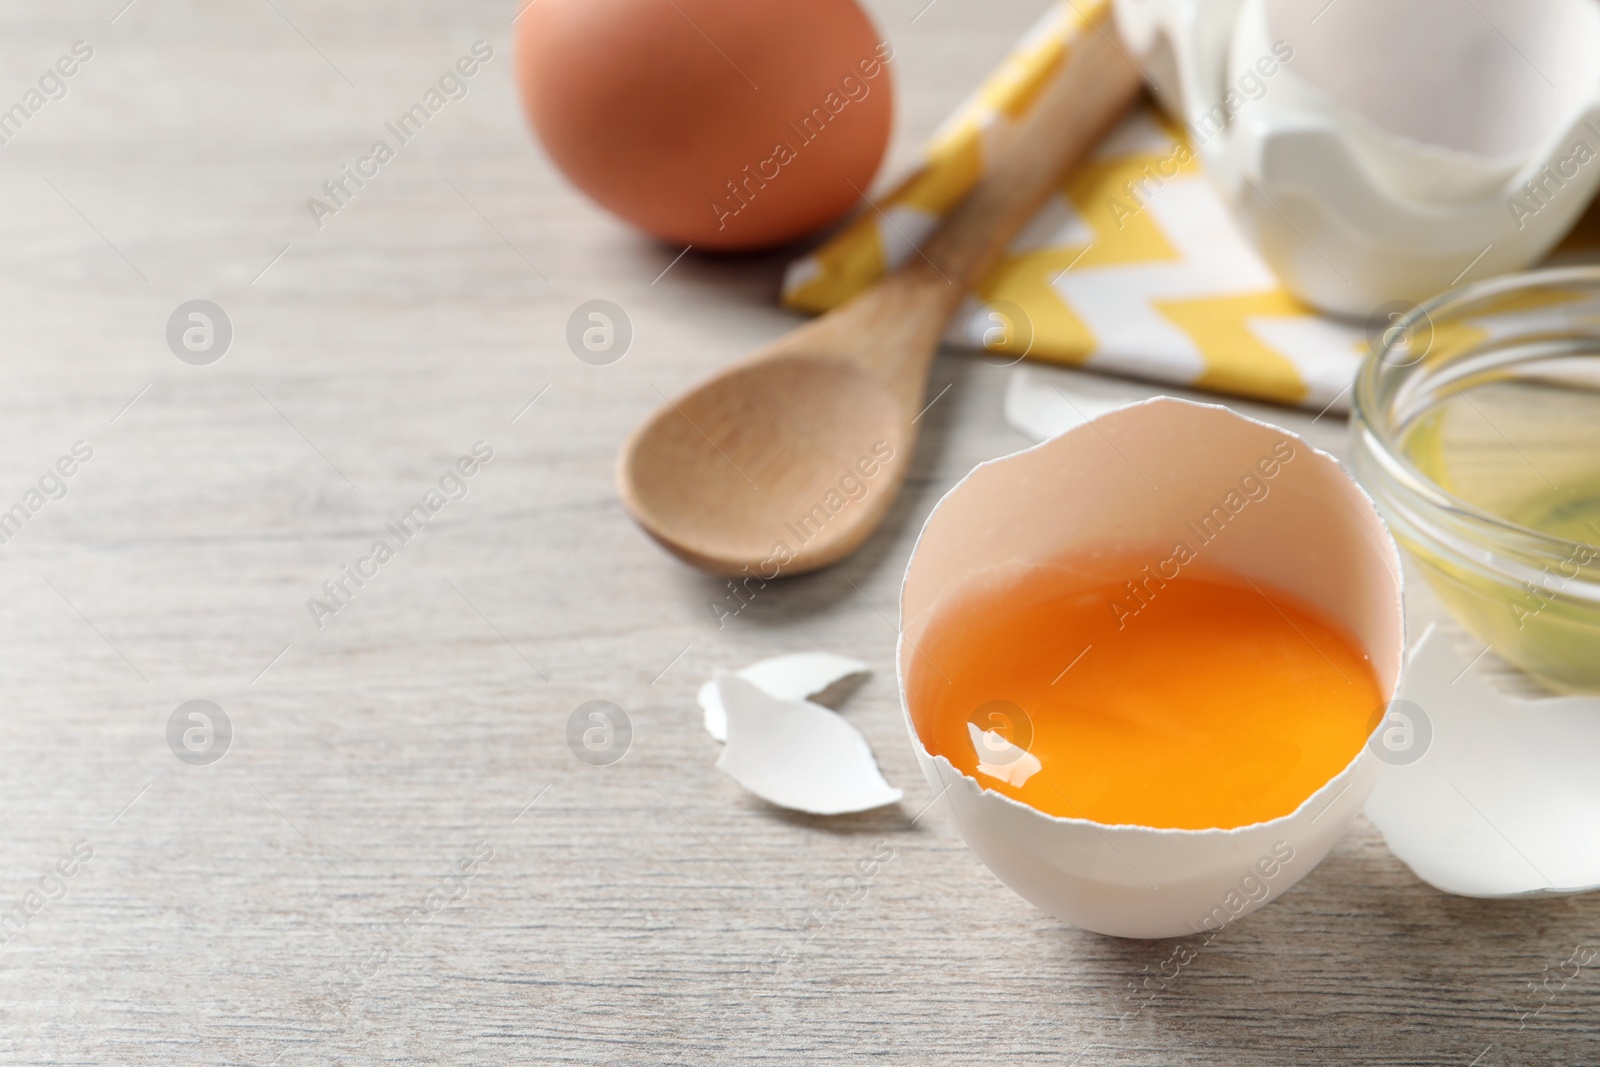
[622,354,906,575]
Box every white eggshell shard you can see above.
[1002,367,1135,442]
[967,723,1043,787]
[699,652,870,742]
[898,397,1405,938]
[714,674,902,816]
[1366,627,1600,898]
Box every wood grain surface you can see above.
[0,1,1596,1064]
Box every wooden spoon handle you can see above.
[904,8,1143,306]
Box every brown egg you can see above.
[515,0,894,250]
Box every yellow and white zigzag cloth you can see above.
[780,0,1600,411]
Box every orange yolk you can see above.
[912,561,1381,830]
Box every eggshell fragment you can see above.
[1002,368,1132,442]
[699,652,870,742]
[1366,626,1600,897]
[966,723,1043,788]
[899,396,1404,937]
[715,674,903,815]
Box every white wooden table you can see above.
[1,0,1596,1062]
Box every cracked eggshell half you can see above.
[1114,0,1600,314]
[896,397,1404,938]
[1367,625,1600,898]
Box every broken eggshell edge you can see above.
[1367,624,1600,899]
[896,396,1406,939]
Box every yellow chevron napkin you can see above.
[781,0,1600,411]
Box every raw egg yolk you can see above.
[914,562,1382,830]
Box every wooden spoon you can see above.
[618,13,1142,578]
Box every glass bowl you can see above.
[1351,266,1600,691]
